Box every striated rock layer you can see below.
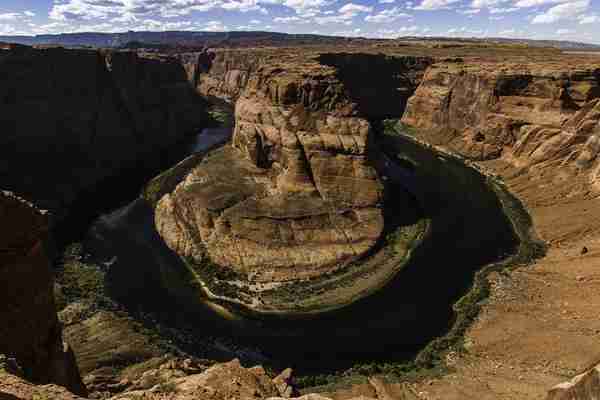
[402,59,600,185]
[154,51,432,315]
[0,191,86,395]
[546,364,600,400]
[0,44,208,212]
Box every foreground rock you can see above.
[0,191,86,395]
[153,51,431,315]
[0,44,207,213]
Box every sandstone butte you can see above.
[2,42,600,400]
[153,50,432,315]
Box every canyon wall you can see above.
[0,191,86,395]
[0,44,208,212]
[402,60,600,183]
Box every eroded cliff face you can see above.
[0,44,207,212]
[0,191,86,395]
[154,51,431,314]
[402,60,600,184]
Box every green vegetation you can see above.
[56,243,105,305]
[207,107,232,128]
[142,153,205,206]
[380,119,417,136]
[155,381,179,394]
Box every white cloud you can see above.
[379,0,395,3]
[0,11,36,21]
[49,0,122,21]
[458,8,481,14]
[280,0,331,13]
[556,28,573,34]
[531,0,589,23]
[221,0,266,13]
[489,6,518,12]
[312,2,371,24]
[333,27,362,36]
[414,0,461,10]
[514,0,571,8]
[375,25,429,38]
[48,0,274,22]
[470,0,504,8]
[498,28,532,36]
[579,14,598,23]
[365,6,411,22]
[314,13,354,23]
[447,25,485,36]
[273,15,309,22]
[0,13,23,21]
[203,19,228,30]
[0,23,16,34]
[338,3,373,14]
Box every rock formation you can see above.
[154,51,431,315]
[402,60,600,184]
[0,191,86,395]
[0,45,208,213]
[546,364,600,400]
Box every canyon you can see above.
[1,40,600,400]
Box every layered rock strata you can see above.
[0,44,207,212]
[0,191,86,395]
[546,364,600,400]
[402,60,600,184]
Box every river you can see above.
[61,118,539,382]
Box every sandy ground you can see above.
[405,160,600,399]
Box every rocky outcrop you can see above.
[0,191,86,395]
[111,359,280,400]
[546,364,600,400]
[195,49,265,101]
[402,60,600,181]
[154,51,430,315]
[0,370,87,400]
[0,45,208,212]
[106,362,419,400]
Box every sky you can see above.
[0,0,598,43]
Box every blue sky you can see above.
[0,0,598,43]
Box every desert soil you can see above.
[400,159,600,399]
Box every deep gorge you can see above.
[9,44,591,398]
[49,50,540,385]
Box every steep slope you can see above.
[395,54,600,400]
[0,44,208,213]
[402,59,600,186]
[0,191,86,395]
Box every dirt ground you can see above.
[404,160,600,399]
